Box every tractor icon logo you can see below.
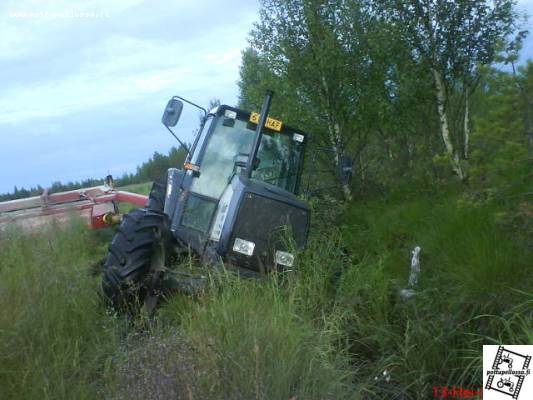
[497,377,515,392]
[484,345,532,399]
[497,353,514,370]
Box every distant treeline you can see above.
[0,146,188,202]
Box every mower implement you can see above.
[0,183,148,232]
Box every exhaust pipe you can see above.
[246,90,274,178]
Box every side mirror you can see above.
[161,98,184,127]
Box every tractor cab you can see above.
[161,94,310,273]
[101,92,311,313]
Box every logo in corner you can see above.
[484,345,532,399]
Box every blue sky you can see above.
[0,0,532,194]
[0,0,259,193]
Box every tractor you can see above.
[101,92,311,312]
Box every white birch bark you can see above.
[432,69,465,180]
[321,76,353,201]
[334,122,353,201]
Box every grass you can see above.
[338,188,532,397]
[118,182,152,195]
[0,186,531,399]
[0,220,125,399]
[116,182,153,214]
[178,272,354,399]
[344,189,532,309]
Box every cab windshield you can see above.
[190,111,304,201]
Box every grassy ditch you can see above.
[339,189,532,397]
[0,188,531,399]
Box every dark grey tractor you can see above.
[102,92,310,313]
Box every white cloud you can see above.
[0,0,143,60]
[0,0,259,192]
[0,1,256,124]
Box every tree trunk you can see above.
[320,76,353,201]
[328,121,353,201]
[463,89,470,160]
[432,69,465,180]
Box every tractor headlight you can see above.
[233,238,255,256]
[275,250,294,267]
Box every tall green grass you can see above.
[338,190,532,398]
[0,221,124,399]
[108,239,358,399]
[0,188,530,399]
[178,273,354,399]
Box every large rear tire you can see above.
[102,181,169,314]
[146,181,166,213]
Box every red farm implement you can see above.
[0,180,148,232]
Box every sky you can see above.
[0,0,532,194]
[0,0,260,193]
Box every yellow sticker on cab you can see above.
[249,112,283,132]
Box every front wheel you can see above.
[101,181,170,314]
[101,208,168,314]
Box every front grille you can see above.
[228,192,309,271]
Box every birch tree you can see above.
[382,0,517,180]
[245,0,380,200]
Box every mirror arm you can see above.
[172,95,208,117]
[165,125,191,154]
